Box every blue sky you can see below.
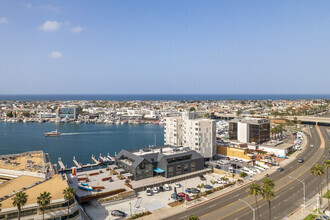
[0,1,329,94]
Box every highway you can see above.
[167,126,329,220]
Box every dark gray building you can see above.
[115,145,205,180]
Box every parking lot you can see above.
[209,157,245,174]
[84,172,236,219]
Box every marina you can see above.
[0,122,164,167]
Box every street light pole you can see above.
[129,202,132,216]
[239,199,255,220]
[289,176,306,206]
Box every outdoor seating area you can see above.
[67,168,133,201]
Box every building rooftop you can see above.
[1,174,68,209]
[230,118,269,125]
[0,152,45,172]
[0,176,42,198]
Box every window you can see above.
[191,162,195,171]
[183,164,188,172]
[176,165,182,175]
[168,166,174,177]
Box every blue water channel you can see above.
[0,122,164,167]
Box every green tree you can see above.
[262,185,275,220]
[239,172,248,179]
[189,215,200,220]
[236,110,242,116]
[189,107,196,112]
[311,164,325,206]
[6,111,13,118]
[324,160,330,208]
[63,187,76,218]
[37,192,52,220]
[248,183,261,220]
[12,192,28,220]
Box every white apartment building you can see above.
[164,112,216,159]
[164,117,183,146]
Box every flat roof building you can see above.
[164,112,216,159]
[0,151,81,220]
[229,118,270,144]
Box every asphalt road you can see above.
[166,126,329,220]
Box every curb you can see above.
[187,181,253,209]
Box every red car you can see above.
[177,192,188,198]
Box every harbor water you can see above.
[0,122,164,167]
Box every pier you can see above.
[73,156,83,169]
[58,153,113,173]
[58,158,66,170]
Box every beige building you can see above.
[0,151,81,220]
[164,112,216,159]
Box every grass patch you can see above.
[323,190,330,198]
[286,151,295,157]
[303,214,317,220]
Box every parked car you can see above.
[204,184,213,189]
[159,186,164,192]
[297,158,304,163]
[153,187,159,193]
[199,175,206,181]
[146,188,153,196]
[175,183,181,188]
[215,165,221,169]
[216,179,225,184]
[277,167,284,172]
[171,193,183,200]
[191,188,200,194]
[164,184,171,191]
[310,144,314,148]
[177,192,188,198]
[111,210,126,217]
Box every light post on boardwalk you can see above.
[239,199,255,220]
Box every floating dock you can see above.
[58,154,109,173]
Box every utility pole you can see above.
[239,199,255,220]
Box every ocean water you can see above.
[0,94,329,101]
[0,122,164,167]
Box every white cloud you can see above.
[71,26,86,33]
[39,20,61,31]
[0,17,8,24]
[49,51,63,59]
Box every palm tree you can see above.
[63,187,76,218]
[311,164,325,206]
[189,215,199,220]
[262,177,275,189]
[37,191,52,220]
[262,185,275,220]
[248,183,261,220]
[324,160,330,208]
[12,192,28,220]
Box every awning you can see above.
[153,167,165,173]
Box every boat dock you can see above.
[73,156,82,169]
[58,153,114,173]
[91,155,99,164]
[58,158,66,170]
